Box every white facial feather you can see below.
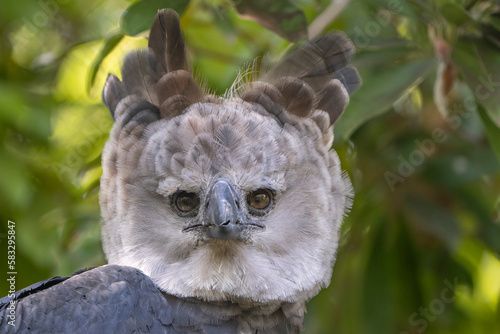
[101,99,351,302]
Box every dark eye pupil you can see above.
[175,192,199,212]
[253,194,268,208]
[248,189,272,210]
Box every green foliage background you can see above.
[1,0,500,333]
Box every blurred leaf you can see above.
[478,104,500,163]
[235,0,307,42]
[88,33,124,92]
[454,185,500,256]
[452,37,500,127]
[55,42,102,101]
[0,151,31,209]
[424,148,500,187]
[183,10,259,93]
[407,195,461,251]
[440,2,474,27]
[362,226,396,334]
[0,83,51,140]
[491,16,500,32]
[350,43,413,68]
[336,58,436,141]
[120,0,190,36]
[393,86,423,115]
[480,12,500,47]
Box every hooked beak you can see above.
[184,178,264,240]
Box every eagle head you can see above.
[100,8,359,308]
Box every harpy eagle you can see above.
[0,8,360,333]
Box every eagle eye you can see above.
[247,189,273,214]
[173,191,200,214]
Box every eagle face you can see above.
[100,9,358,306]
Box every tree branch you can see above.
[308,0,352,39]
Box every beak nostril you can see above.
[205,178,241,232]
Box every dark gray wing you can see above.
[1,276,70,307]
[1,265,172,333]
[0,265,298,333]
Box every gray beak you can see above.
[204,178,242,239]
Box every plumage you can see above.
[1,7,360,333]
[333,66,362,94]
[157,70,205,119]
[148,9,188,73]
[263,31,356,91]
[102,74,127,119]
[317,79,350,125]
[3,266,297,333]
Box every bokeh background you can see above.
[1,0,499,333]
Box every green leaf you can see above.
[490,16,500,32]
[335,58,436,141]
[406,194,461,251]
[120,0,190,36]
[362,225,397,334]
[0,83,51,140]
[440,2,474,27]
[88,33,124,92]
[235,0,307,42]
[478,104,500,163]
[424,148,500,187]
[454,185,500,255]
[0,151,31,209]
[452,37,500,127]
